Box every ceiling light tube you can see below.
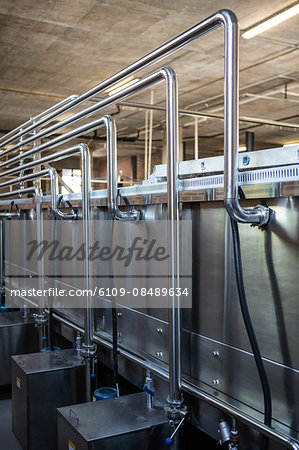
[283,142,299,147]
[242,3,299,39]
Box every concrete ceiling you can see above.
[0,0,298,159]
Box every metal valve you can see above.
[165,411,187,446]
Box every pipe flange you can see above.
[164,397,187,421]
[33,312,47,326]
[80,343,97,359]
[255,205,270,228]
[250,204,272,229]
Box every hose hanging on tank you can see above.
[110,193,130,397]
[57,194,78,215]
[230,217,272,450]
[110,193,135,396]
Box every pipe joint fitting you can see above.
[164,397,187,421]
[33,312,47,326]
[80,343,97,360]
[250,204,271,229]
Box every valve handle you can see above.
[165,415,186,446]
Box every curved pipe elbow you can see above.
[225,198,270,226]
[48,167,78,220]
[51,209,77,220]
[112,207,141,221]
[288,442,299,450]
[159,66,177,84]
[216,9,239,28]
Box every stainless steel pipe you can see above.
[0,9,268,226]
[0,10,232,151]
[0,95,79,148]
[106,115,140,220]
[0,142,94,400]
[0,186,35,198]
[0,168,75,219]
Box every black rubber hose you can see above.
[9,200,20,214]
[264,226,297,429]
[230,217,272,450]
[264,229,291,367]
[57,194,75,210]
[119,193,130,206]
[238,185,246,200]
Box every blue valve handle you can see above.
[143,386,155,396]
[42,336,46,341]
[165,437,173,446]
[90,373,96,379]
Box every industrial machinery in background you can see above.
[0,8,297,450]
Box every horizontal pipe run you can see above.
[0,168,76,219]
[0,95,79,148]
[0,10,228,151]
[116,100,299,130]
[0,116,118,221]
[50,310,299,450]
[0,212,20,218]
[0,186,35,198]
[0,113,117,170]
[0,71,168,168]
[0,9,268,226]
[0,169,50,189]
[0,145,88,179]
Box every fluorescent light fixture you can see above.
[107,78,140,96]
[239,146,247,152]
[242,3,299,39]
[283,142,299,147]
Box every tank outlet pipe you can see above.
[33,185,47,350]
[218,420,231,446]
[165,411,187,447]
[143,370,155,409]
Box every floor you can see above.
[0,387,22,450]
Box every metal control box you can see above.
[57,392,168,450]
[0,311,39,385]
[12,349,85,450]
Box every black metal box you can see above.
[57,392,168,450]
[12,349,85,450]
[0,311,39,385]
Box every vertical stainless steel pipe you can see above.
[220,11,269,225]
[79,143,95,401]
[163,68,182,413]
[34,185,47,350]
